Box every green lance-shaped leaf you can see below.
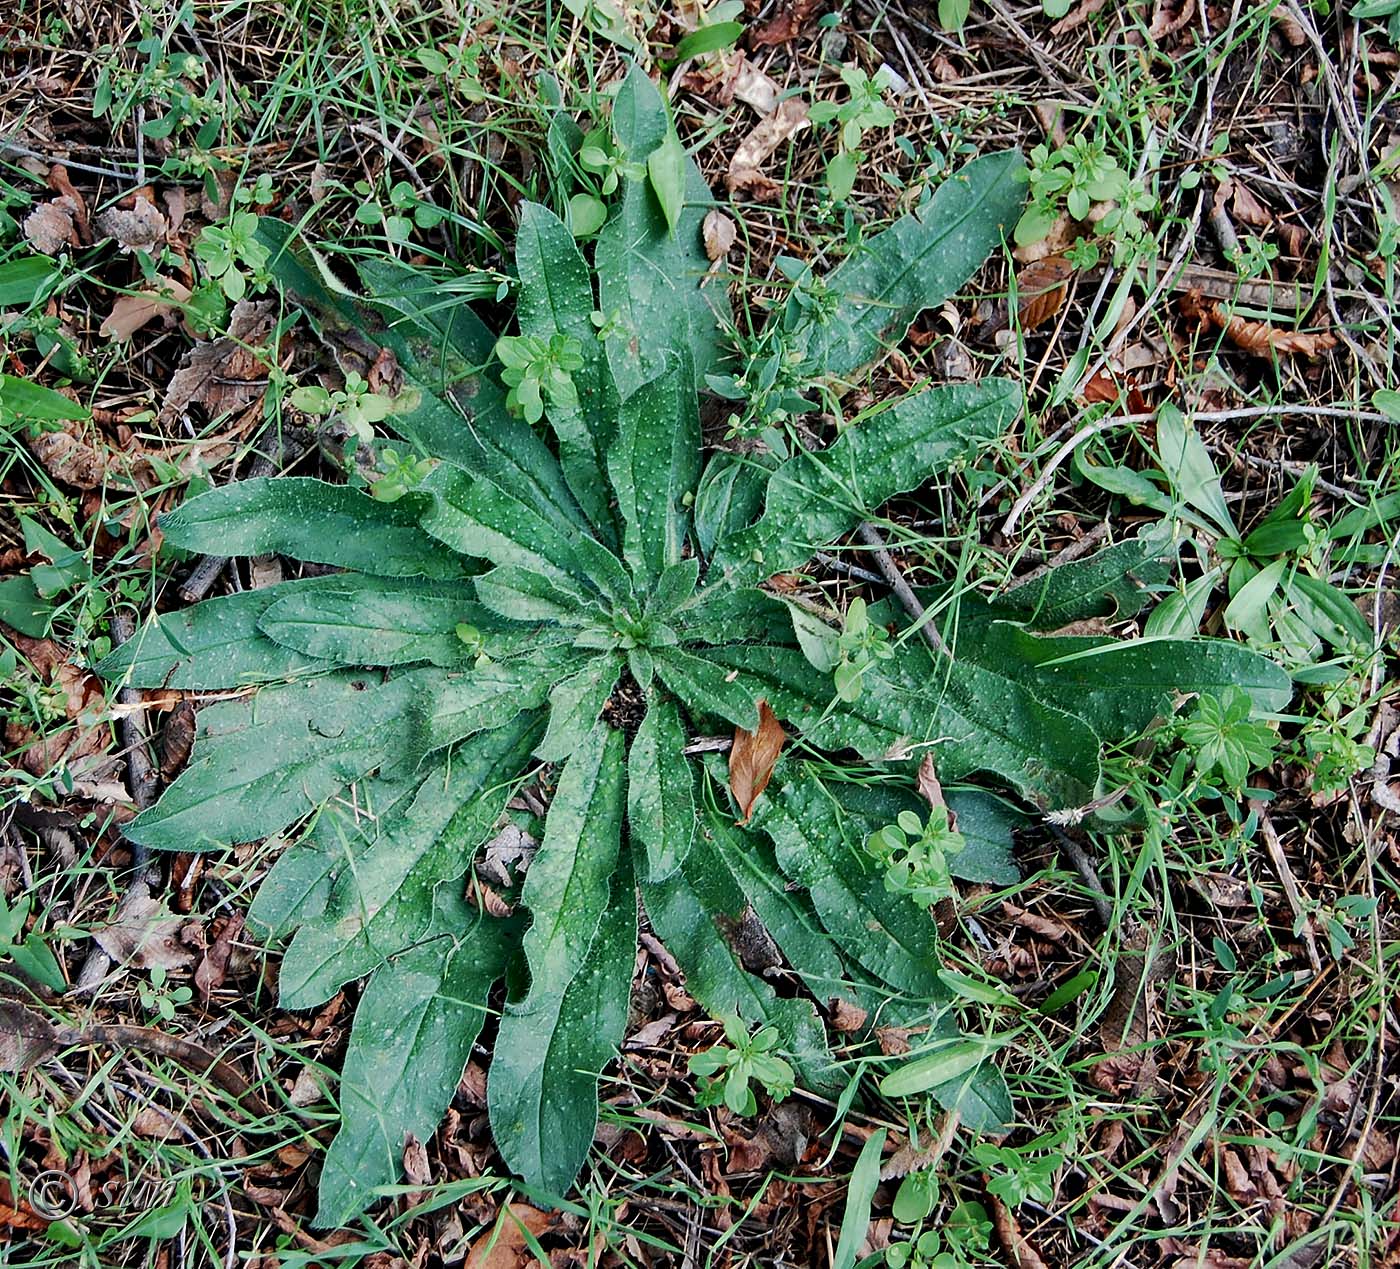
[491,851,636,1194]
[159,477,465,580]
[992,527,1176,628]
[702,808,863,1011]
[962,622,1294,737]
[536,655,621,762]
[314,926,510,1228]
[607,350,700,590]
[627,695,697,881]
[279,717,539,1010]
[693,453,771,560]
[595,66,728,398]
[95,577,345,689]
[710,380,1020,590]
[124,670,434,852]
[473,564,601,627]
[756,771,946,999]
[793,149,1026,379]
[515,202,620,540]
[488,724,628,1189]
[418,467,590,586]
[705,643,1102,809]
[641,832,837,1094]
[654,646,760,731]
[258,220,590,534]
[258,575,494,668]
[407,654,563,758]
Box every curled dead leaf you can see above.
[1183,293,1338,359]
[464,1202,556,1269]
[703,209,738,262]
[1015,255,1073,332]
[726,99,810,201]
[100,276,193,341]
[23,199,81,255]
[95,191,168,254]
[751,0,822,46]
[729,700,785,823]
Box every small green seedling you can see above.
[809,64,897,200]
[1016,136,1136,248]
[194,210,271,302]
[688,1016,796,1116]
[1176,687,1278,793]
[834,596,894,701]
[290,372,395,444]
[866,806,965,907]
[493,332,584,424]
[0,892,66,993]
[138,965,193,1023]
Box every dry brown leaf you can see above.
[828,997,869,1032]
[46,166,91,242]
[1051,0,1110,34]
[464,1203,555,1269]
[726,99,810,200]
[3,633,107,774]
[1192,298,1338,359]
[23,198,81,255]
[158,299,275,426]
[95,191,168,254]
[100,276,193,341]
[703,209,737,262]
[732,59,781,114]
[194,912,244,1002]
[91,890,196,972]
[1015,255,1073,331]
[0,999,63,1072]
[1149,0,1196,41]
[751,0,822,46]
[729,700,785,823]
[25,419,108,490]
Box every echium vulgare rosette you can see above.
[100,67,1290,1225]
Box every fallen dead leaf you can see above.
[23,198,81,255]
[100,276,193,341]
[91,889,196,972]
[158,299,276,427]
[751,0,822,46]
[1051,0,1110,34]
[95,190,168,254]
[703,209,737,262]
[1149,0,1196,41]
[0,999,63,1072]
[729,700,785,823]
[3,633,107,774]
[732,59,780,114]
[1183,293,1338,359]
[1016,256,1073,332]
[194,913,245,1001]
[828,997,869,1032]
[727,99,810,200]
[464,1203,555,1269]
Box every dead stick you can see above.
[855,522,950,656]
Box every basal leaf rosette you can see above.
[97,68,1289,1226]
